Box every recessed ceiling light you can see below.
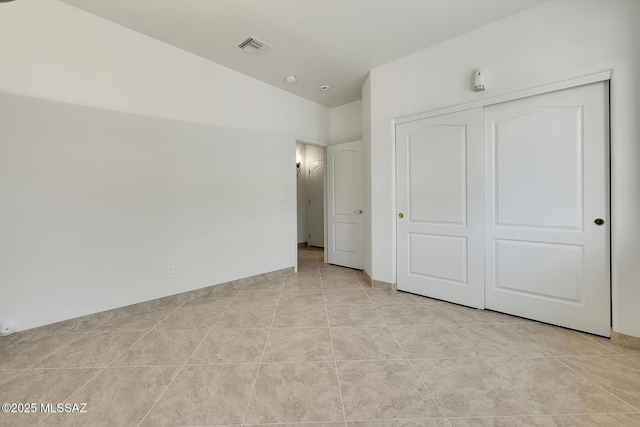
[285,75,297,84]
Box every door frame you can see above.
[292,139,328,272]
[393,70,612,322]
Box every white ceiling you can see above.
[59,0,550,108]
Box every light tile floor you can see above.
[1,246,640,426]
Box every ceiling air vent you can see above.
[237,36,272,55]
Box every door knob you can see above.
[594,218,605,226]
[354,209,363,214]
[398,213,404,219]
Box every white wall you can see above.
[369,0,640,338]
[0,0,330,332]
[0,94,296,330]
[330,100,363,145]
[0,0,329,141]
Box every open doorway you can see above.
[296,142,325,260]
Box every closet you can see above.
[396,81,610,336]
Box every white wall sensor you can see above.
[474,69,486,92]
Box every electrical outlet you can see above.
[166,265,175,278]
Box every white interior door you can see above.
[484,82,610,336]
[307,159,324,247]
[396,109,484,308]
[327,140,364,269]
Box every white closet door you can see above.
[396,108,484,309]
[484,82,610,336]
